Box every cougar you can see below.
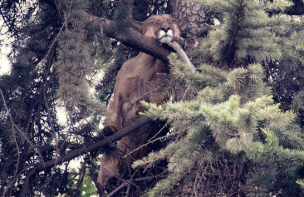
[97,14,185,186]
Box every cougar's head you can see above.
[139,14,182,43]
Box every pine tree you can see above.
[2,0,304,196]
[131,0,304,196]
[135,59,304,196]
[0,0,106,196]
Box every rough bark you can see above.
[171,0,214,26]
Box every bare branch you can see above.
[164,41,196,73]
[106,182,128,197]
[19,116,152,197]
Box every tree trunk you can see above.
[171,0,215,65]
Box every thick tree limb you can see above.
[84,12,172,64]
[83,12,204,71]
[19,117,152,197]
[84,12,198,72]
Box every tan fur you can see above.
[97,14,184,186]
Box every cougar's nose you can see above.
[161,26,171,32]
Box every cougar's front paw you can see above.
[103,125,116,136]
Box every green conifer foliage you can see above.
[55,0,99,113]
[3,0,304,196]
[131,0,304,196]
[197,0,292,66]
[134,57,304,196]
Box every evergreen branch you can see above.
[0,87,45,172]
[296,179,304,188]
[291,90,304,110]
[264,1,293,13]
[282,52,304,64]
[42,90,61,187]
[44,22,64,62]
[123,131,176,160]
[260,128,279,148]
[0,89,20,197]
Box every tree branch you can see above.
[19,116,152,197]
[83,12,172,64]
[164,41,196,72]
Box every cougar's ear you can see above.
[131,20,143,33]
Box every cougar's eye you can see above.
[154,19,160,25]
